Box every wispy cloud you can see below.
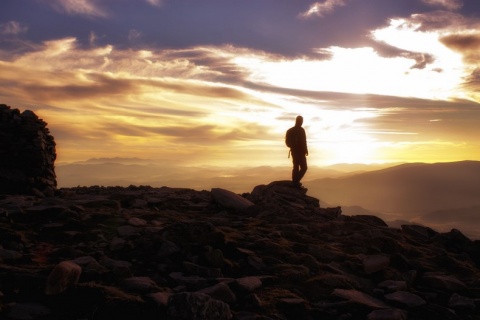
[422,0,463,11]
[299,0,347,19]
[0,21,28,36]
[46,0,108,18]
[145,0,164,7]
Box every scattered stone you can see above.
[128,217,147,226]
[45,261,82,295]
[422,272,467,292]
[384,291,426,308]
[197,282,237,304]
[147,291,172,307]
[367,308,407,320]
[378,280,407,292]
[362,254,390,274]
[211,188,254,211]
[332,289,390,309]
[120,276,160,294]
[166,292,232,320]
[448,293,476,311]
[401,224,438,241]
[235,276,262,293]
[7,302,51,320]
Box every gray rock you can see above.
[128,217,147,226]
[197,282,237,304]
[235,276,262,293]
[362,255,390,274]
[117,225,139,236]
[401,224,437,240]
[8,302,51,320]
[167,292,232,320]
[45,261,82,295]
[169,272,209,288]
[184,261,222,278]
[121,276,160,294]
[332,289,390,309]
[385,291,426,308]
[448,293,476,311]
[367,308,407,320]
[148,291,173,307]
[99,256,133,278]
[0,247,23,261]
[422,272,467,291]
[211,188,254,210]
[378,280,407,292]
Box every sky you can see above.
[1,0,480,168]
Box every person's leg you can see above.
[297,155,308,183]
[292,155,300,185]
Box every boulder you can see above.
[167,292,232,320]
[332,289,390,309]
[211,188,254,211]
[45,261,82,295]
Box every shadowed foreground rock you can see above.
[0,105,57,196]
[0,181,479,319]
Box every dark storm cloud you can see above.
[440,33,480,53]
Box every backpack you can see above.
[285,127,299,149]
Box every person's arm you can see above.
[303,129,308,156]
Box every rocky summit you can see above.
[0,181,479,320]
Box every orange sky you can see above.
[1,1,480,168]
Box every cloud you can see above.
[299,0,347,19]
[440,33,480,96]
[145,0,164,7]
[128,29,143,42]
[407,10,476,32]
[422,0,463,10]
[0,21,28,36]
[371,41,436,70]
[440,33,480,61]
[46,0,108,18]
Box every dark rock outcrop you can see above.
[0,182,479,319]
[0,104,57,196]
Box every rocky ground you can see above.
[0,181,479,320]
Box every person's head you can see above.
[295,115,303,127]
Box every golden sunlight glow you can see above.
[233,43,463,100]
[2,31,480,167]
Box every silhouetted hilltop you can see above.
[0,182,479,319]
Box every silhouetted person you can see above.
[285,115,308,188]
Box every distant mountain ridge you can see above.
[306,160,480,239]
[307,160,480,215]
